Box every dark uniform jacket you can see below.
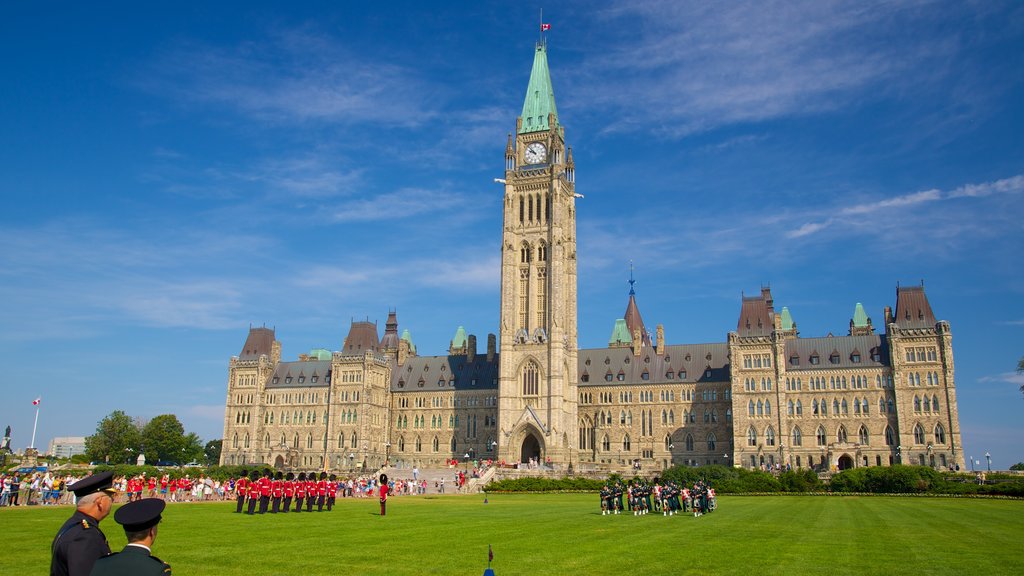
[89,544,171,576]
[50,511,111,576]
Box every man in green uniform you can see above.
[90,498,171,575]
[51,471,116,576]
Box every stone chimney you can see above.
[632,327,643,357]
[468,335,477,363]
[655,324,665,356]
[487,334,496,362]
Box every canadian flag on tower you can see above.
[32,397,41,405]
[541,23,551,31]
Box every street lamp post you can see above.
[985,452,991,472]
[970,455,974,472]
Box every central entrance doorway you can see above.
[838,454,854,470]
[521,433,541,464]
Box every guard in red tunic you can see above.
[258,469,272,514]
[281,473,294,513]
[234,470,249,513]
[326,474,338,512]
[294,472,306,512]
[378,473,389,516]
[316,472,328,512]
[271,472,283,513]
[245,471,260,515]
[305,473,316,512]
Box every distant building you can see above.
[220,40,964,475]
[48,436,87,458]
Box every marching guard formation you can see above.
[233,470,340,515]
[600,479,716,517]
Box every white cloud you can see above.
[786,220,833,239]
[328,187,465,222]
[148,29,438,127]
[978,372,1024,386]
[577,0,959,137]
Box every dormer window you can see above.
[665,371,674,380]
[809,354,820,365]
[790,355,800,366]
[298,376,305,383]
[829,353,840,365]
[398,380,405,388]
[273,377,280,384]
[641,371,650,381]
[311,376,318,383]
[285,377,292,384]
[851,353,861,363]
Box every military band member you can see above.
[234,470,249,514]
[599,485,611,515]
[613,483,624,514]
[294,472,306,512]
[326,474,338,511]
[271,472,283,513]
[89,498,171,576]
[51,471,116,576]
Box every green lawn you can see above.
[4,494,1022,575]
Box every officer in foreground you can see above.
[51,471,116,576]
[90,498,171,575]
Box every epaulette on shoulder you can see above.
[81,519,90,529]
[150,555,172,574]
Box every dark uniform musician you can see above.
[51,471,116,576]
[90,498,171,576]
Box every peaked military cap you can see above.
[114,498,165,532]
[69,471,117,498]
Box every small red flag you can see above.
[541,23,551,31]
[32,397,41,405]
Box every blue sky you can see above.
[2,1,1022,468]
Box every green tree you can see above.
[182,432,204,463]
[85,410,141,464]
[140,414,190,464]
[1010,462,1024,471]
[204,439,222,465]
[1018,356,1023,397]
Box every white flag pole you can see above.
[31,405,40,449]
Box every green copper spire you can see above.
[609,318,632,346]
[400,329,416,355]
[519,42,558,134]
[852,303,869,327]
[780,307,795,330]
[451,326,467,348]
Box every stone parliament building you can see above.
[220,42,964,475]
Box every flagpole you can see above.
[31,405,40,449]
[539,8,543,44]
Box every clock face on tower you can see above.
[524,142,547,164]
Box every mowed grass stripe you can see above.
[3,495,1021,575]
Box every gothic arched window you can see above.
[522,360,540,396]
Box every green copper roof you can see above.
[780,307,794,330]
[451,326,467,348]
[309,348,332,361]
[519,42,558,134]
[609,318,632,346]
[852,303,869,327]
[401,329,417,354]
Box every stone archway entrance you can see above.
[837,454,854,470]
[274,455,285,469]
[521,433,541,464]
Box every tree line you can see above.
[84,410,220,466]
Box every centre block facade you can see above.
[220,42,964,474]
